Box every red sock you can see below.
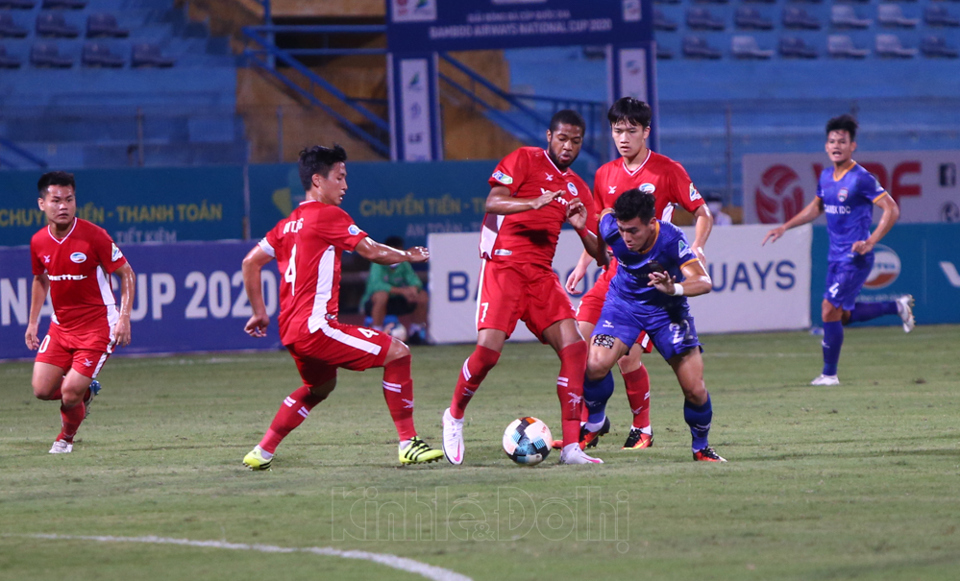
[450,346,500,420]
[623,365,651,429]
[58,402,85,442]
[259,386,327,454]
[383,355,416,441]
[558,341,587,446]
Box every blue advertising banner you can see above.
[0,167,245,247]
[810,224,960,326]
[0,241,282,361]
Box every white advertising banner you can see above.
[743,151,960,225]
[399,58,432,161]
[427,224,812,345]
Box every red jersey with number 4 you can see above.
[593,150,705,222]
[259,200,367,345]
[30,218,127,336]
[481,147,597,268]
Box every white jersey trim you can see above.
[258,238,276,258]
[620,150,652,178]
[46,219,77,245]
[307,247,335,334]
[479,214,505,260]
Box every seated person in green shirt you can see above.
[361,236,429,343]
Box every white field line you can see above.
[10,534,472,581]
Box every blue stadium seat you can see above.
[878,4,919,28]
[731,35,774,58]
[657,44,675,59]
[924,5,960,27]
[0,0,35,8]
[82,41,124,67]
[687,7,726,30]
[30,41,72,67]
[920,35,959,57]
[87,14,129,38]
[0,43,23,68]
[131,43,175,67]
[0,12,29,37]
[783,7,822,30]
[779,36,819,57]
[828,34,870,57]
[683,35,722,58]
[41,0,86,8]
[831,5,872,28]
[36,11,80,38]
[876,33,918,57]
[735,7,774,30]
[655,8,679,31]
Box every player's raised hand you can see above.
[647,270,677,295]
[244,313,269,338]
[113,315,132,347]
[762,225,786,246]
[407,246,430,263]
[25,323,40,350]
[566,198,588,230]
[565,264,587,295]
[530,189,563,210]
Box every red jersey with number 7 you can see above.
[593,150,705,221]
[259,200,367,346]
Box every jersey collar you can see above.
[832,161,857,182]
[620,149,652,177]
[542,149,571,176]
[46,218,77,244]
[638,221,660,255]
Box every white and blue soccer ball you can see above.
[502,417,553,466]
[384,322,408,342]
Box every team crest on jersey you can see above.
[678,239,692,257]
[492,170,513,185]
[348,224,361,236]
[70,252,87,264]
[689,183,702,202]
[838,188,849,202]
[111,243,123,262]
[566,182,579,197]
[639,183,656,195]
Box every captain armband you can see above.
[592,334,616,349]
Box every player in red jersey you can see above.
[240,145,443,470]
[25,171,136,454]
[565,98,714,451]
[441,110,606,466]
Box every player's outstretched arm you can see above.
[484,185,561,215]
[566,199,607,266]
[355,237,429,265]
[24,273,49,350]
[112,262,135,347]
[853,195,899,255]
[648,260,712,298]
[762,198,824,245]
[691,205,713,264]
[242,245,274,338]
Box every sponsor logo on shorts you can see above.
[602,320,614,328]
[70,252,87,264]
[864,244,901,289]
[492,170,513,185]
[494,249,512,256]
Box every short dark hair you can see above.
[384,235,404,249]
[607,97,652,129]
[549,109,586,134]
[826,114,858,142]
[37,171,75,197]
[298,144,348,190]
[613,188,656,223]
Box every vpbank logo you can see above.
[864,244,901,289]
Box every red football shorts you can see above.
[575,261,653,353]
[35,324,113,379]
[476,260,576,342]
[285,319,392,387]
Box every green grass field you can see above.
[1,325,959,581]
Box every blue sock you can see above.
[822,320,844,376]
[847,301,898,324]
[683,394,712,452]
[583,371,614,425]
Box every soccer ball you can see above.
[502,417,553,466]
[385,322,408,342]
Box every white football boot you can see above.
[559,443,603,465]
[896,295,915,333]
[810,374,840,386]
[441,408,465,465]
[49,439,73,454]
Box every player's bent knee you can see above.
[384,337,411,363]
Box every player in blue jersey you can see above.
[763,114,914,386]
[570,187,725,462]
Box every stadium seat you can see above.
[36,11,80,38]
[682,35,722,58]
[41,0,86,8]
[686,7,725,30]
[731,35,774,58]
[654,8,679,31]
[656,44,674,59]
[0,12,29,37]
[920,35,959,57]
[878,4,919,28]
[0,0,35,8]
[131,43,175,67]
[82,41,124,67]
[828,34,870,57]
[925,5,960,27]
[655,0,681,5]
[30,41,72,67]
[831,5,872,28]
[0,43,22,68]
[876,33,918,57]
[783,7,822,29]
[86,14,129,38]
[735,7,774,30]
[779,36,819,57]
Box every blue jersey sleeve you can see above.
[857,170,888,204]
[599,212,618,244]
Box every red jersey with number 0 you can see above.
[592,150,704,222]
[30,218,127,336]
[481,147,597,267]
[259,201,367,345]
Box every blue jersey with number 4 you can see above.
[817,162,889,263]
